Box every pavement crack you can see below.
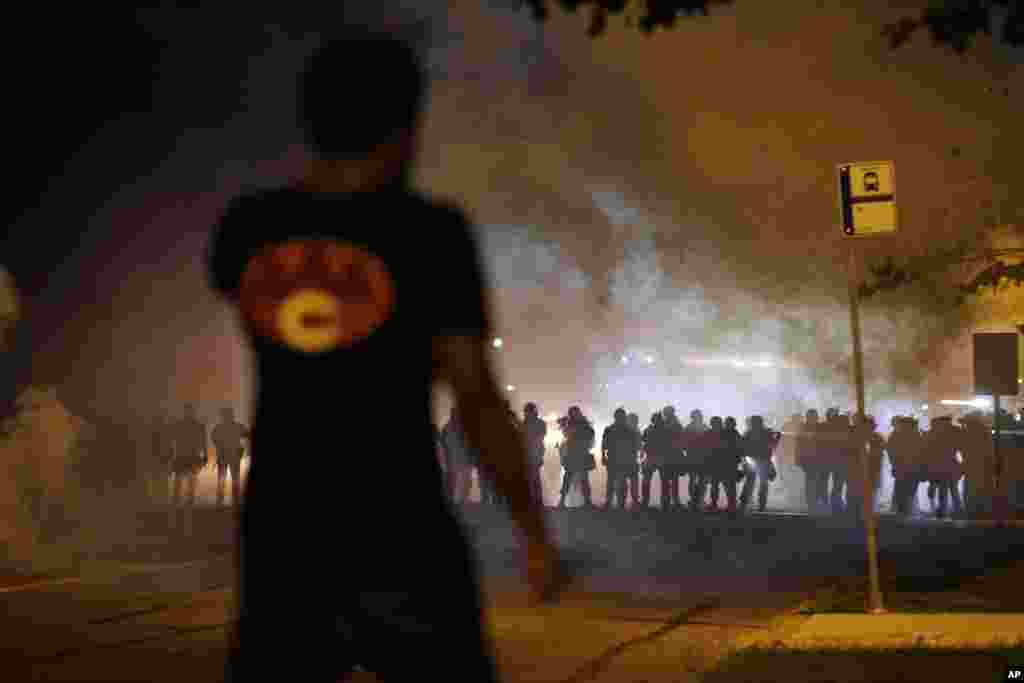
[87,603,173,625]
[82,582,232,626]
[558,596,723,683]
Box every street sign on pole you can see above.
[839,161,897,237]
[837,161,888,614]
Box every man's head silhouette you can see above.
[298,35,425,192]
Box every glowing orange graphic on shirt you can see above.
[238,240,396,353]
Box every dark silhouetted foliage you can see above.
[523,1,1024,51]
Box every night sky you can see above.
[3,3,1022,426]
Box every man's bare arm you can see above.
[433,335,549,545]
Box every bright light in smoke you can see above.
[492,338,503,349]
[679,356,780,370]
[506,384,516,392]
[621,355,629,364]
[940,397,992,408]
[921,404,929,411]
[645,355,655,364]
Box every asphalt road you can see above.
[4,506,1024,682]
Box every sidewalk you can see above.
[730,559,1024,651]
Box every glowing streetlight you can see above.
[506,384,516,392]
[492,338,503,349]
[921,404,929,411]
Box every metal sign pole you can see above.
[994,395,1004,525]
[848,245,885,614]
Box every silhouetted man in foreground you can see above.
[209,33,563,682]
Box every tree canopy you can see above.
[522,1,1023,51]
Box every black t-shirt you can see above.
[208,184,492,510]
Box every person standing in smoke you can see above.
[923,416,963,519]
[780,413,802,463]
[441,406,475,505]
[844,414,874,521]
[684,409,709,510]
[479,401,521,507]
[557,406,596,509]
[480,402,520,506]
[865,416,886,511]
[846,415,885,519]
[171,404,208,534]
[821,409,847,514]
[209,33,562,682]
[602,408,642,510]
[149,415,174,504]
[626,412,642,507]
[740,415,780,513]
[959,412,995,518]
[887,416,923,516]
[211,406,249,510]
[660,406,686,511]
[601,412,617,510]
[640,412,668,509]
[707,416,742,512]
[796,409,826,513]
[522,403,547,506]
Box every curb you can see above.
[735,632,1024,650]
[732,614,1024,652]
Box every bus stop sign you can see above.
[839,161,897,237]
